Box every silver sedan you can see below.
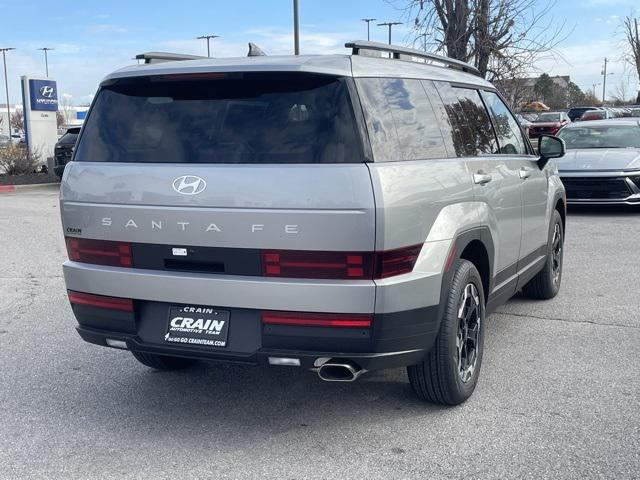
[555,119,640,205]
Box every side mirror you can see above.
[537,135,565,169]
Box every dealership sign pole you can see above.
[20,76,58,167]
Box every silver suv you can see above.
[60,41,566,405]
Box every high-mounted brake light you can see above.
[261,311,372,328]
[65,237,132,267]
[67,291,133,312]
[261,245,422,280]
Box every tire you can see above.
[408,259,485,405]
[522,209,564,300]
[131,351,197,370]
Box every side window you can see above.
[482,91,527,155]
[356,77,448,161]
[355,78,401,162]
[435,83,498,156]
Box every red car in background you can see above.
[528,111,571,138]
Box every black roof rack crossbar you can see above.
[345,40,482,77]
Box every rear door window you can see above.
[74,72,363,164]
[356,78,449,161]
[481,91,527,155]
[435,83,498,156]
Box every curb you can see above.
[0,182,60,193]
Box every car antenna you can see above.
[247,42,266,57]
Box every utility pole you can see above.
[602,58,608,105]
[416,32,428,52]
[37,47,54,77]
[293,0,300,55]
[0,47,14,138]
[197,35,219,58]
[377,21,402,45]
[361,18,376,41]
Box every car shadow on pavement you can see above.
[84,359,447,435]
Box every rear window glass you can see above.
[356,78,449,161]
[75,73,363,164]
[59,131,79,144]
[435,83,497,156]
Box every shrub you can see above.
[0,144,40,175]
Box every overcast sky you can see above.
[1,0,638,105]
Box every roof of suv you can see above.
[103,53,494,88]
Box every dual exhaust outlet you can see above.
[316,359,364,382]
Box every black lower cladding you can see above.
[72,300,440,371]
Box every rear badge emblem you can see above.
[172,175,207,195]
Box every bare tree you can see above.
[610,80,631,106]
[10,110,23,134]
[391,0,567,82]
[621,15,640,103]
[59,93,75,125]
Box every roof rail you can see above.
[345,40,482,77]
[134,52,206,64]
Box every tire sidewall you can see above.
[546,210,564,294]
[444,260,486,401]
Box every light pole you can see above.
[37,47,54,77]
[416,32,428,52]
[293,0,300,55]
[361,18,376,41]
[377,22,402,45]
[0,47,14,137]
[197,35,219,58]
[601,58,614,105]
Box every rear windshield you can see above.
[59,130,79,144]
[75,72,363,164]
[557,125,640,149]
[536,113,561,122]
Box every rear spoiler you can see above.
[134,52,206,64]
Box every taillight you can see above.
[261,244,422,280]
[65,237,132,267]
[262,250,374,279]
[375,244,423,279]
[261,311,372,328]
[67,290,133,312]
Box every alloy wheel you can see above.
[552,223,562,286]
[456,283,481,383]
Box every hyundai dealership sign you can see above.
[29,79,58,111]
[21,76,59,166]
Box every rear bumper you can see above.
[73,302,439,372]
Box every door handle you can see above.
[473,172,492,185]
[519,167,532,179]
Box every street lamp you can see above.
[0,47,14,138]
[197,35,219,58]
[37,47,54,77]
[377,21,402,45]
[361,18,376,41]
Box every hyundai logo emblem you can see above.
[172,175,207,195]
[39,86,55,98]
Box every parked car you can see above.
[54,127,81,178]
[529,111,571,138]
[579,109,614,121]
[60,41,567,405]
[567,107,599,122]
[555,119,640,204]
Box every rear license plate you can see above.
[164,305,230,348]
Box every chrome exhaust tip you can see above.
[317,360,364,382]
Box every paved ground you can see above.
[0,185,638,480]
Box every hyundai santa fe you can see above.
[60,41,567,405]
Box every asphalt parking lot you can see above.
[0,185,638,480]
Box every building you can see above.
[497,75,571,110]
